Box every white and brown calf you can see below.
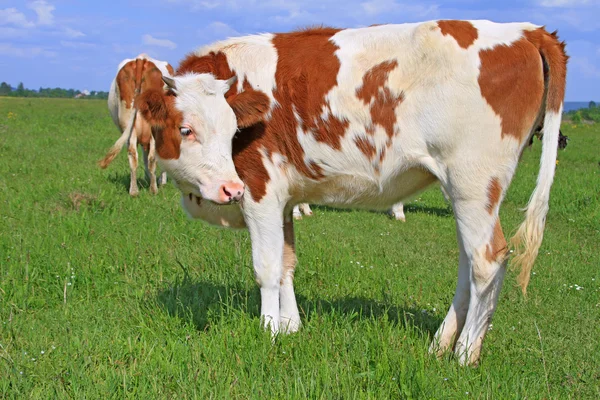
[100,54,174,196]
[137,21,567,365]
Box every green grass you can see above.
[1,97,599,399]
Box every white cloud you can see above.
[0,8,35,28]
[0,42,56,58]
[537,0,596,6]
[205,21,240,37]
[28,0,55,26]
[63,27,85,38]
[142,34,177,49]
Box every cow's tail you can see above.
[99,58,146,169]
[510,28,568,295]
[98,108,137,168]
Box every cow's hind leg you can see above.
[127,132,139,196]
[390,202,406,221]
[429,232,470,356]
[143,137,158,194]
[280,214,301,333]
[434,172,510,365]
[293,205,302,220]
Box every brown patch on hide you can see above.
[356,60,403,140]
[478,34,545,141]
[272,27,347,149]
[354,136,376,159]
[486,218,508,263]
[437,20,478,49]
[135,89,182,160]
[486,177,502,215]
[281,219,297,286]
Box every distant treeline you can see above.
[0,82,108,99]
[565,101,600,123]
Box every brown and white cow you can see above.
[136,21,567,365]
[100,54,174,196]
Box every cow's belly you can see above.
[297,167,438,211]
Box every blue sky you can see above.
[1,0,599,100]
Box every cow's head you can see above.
[136,73,270,205]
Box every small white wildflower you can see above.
[67,282,71,286]
[432,308,436,312]
[392,377,396,381]
[52,346,56,350]
[40,350,44,354]
[31,358,35,361]
[444,378,448,381]
[19,371,23,375]
[532,272,536,275]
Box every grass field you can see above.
[1,97,599,399]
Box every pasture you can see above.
[1,97,599,398]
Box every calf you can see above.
[100,54,174,195]
[137,21,567,365]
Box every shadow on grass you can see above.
[156,277,442,338]
[310,204,452,219]
[402,203,453,218]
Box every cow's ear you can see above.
[227,89,270,128]
[136,89,169,127]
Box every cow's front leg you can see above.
[244,201,285,334]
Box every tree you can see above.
[16,82,25,96]
[0,82,11,96]
[589,101,597,108]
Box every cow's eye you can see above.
[180,127,193,136]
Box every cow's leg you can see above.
[144,136,158,194]
[445,177,509,365]
[292,205,302,220]
[159,171,168,186]
[279,214,301,333]
[244,201,285,334]
[127,132,139,196]
[390,202,406,221]
[298,203,312,217]
[430,231,470,356]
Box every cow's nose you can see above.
[219,181,245,203]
